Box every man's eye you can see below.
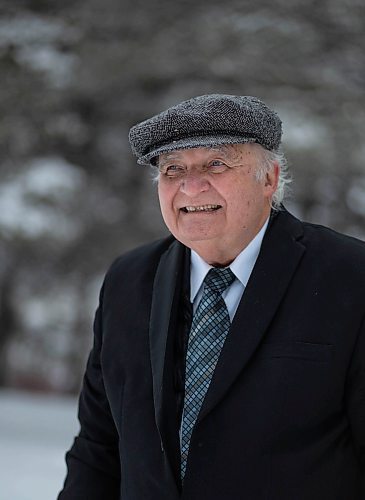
[208,160,228,172]
[163,165,185,177]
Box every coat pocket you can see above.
[259,341,334,362]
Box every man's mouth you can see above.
[180,204,222,213]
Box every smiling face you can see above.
[157,144,279,266]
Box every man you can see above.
[59,94,365,499]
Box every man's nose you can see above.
[179,171,210,196]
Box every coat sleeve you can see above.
[58,284,121,499]
[345,313,365,497]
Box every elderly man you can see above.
[59,95,365,499]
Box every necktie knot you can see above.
[204,267,235,294]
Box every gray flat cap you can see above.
[128,94,282,165]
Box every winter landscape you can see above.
[0,1,364,498]
[0,390,78,500]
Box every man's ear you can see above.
[264,163,279,192]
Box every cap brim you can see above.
[137,134,258,165]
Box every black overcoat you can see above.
[59,210,365,499]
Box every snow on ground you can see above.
[0,389,79,500]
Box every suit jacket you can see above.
[58,209,365,500]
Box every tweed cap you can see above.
[128,94,282,165]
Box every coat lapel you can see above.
[198,210,306,422]
[149,238,186,462]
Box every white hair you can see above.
[255,146,291,210]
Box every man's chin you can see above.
[175,233,221,251]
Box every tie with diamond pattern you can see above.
[180,267,236,479]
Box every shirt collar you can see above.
[190,217,269,302]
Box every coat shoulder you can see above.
[275,209,365,279]
[301,219,365,259]
[103,235,178,289]
[294,217,365,285]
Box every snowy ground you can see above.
[0,389,79,500]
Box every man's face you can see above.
[157,144,279,265]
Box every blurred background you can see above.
[0,0,364,498]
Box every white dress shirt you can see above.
[190,218,269,321]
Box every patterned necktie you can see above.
[180,267,236,479]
